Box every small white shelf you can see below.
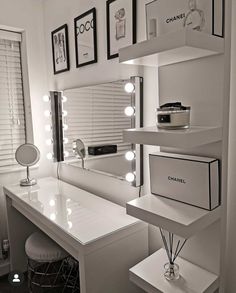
[119,29,224,67]
[0,259,10,276]
[129,248,219,293]
[123,126,222,148]
[126,194,221,239]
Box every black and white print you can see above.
[74,8,97,67]
[106,0,137,60]
[51,24,70,74]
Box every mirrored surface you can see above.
[62,78,142,183]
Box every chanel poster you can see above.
[106,0,137,60]
[146,0,224,39]
[51,24,70,74]
[74,8,97,68]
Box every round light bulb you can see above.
[49,199,55,207]
[64,151,69,158]
[63,124,68,130]
[124,106,135,117]
[66,198,71,203]
[43,95,50,102]
[45,125,51,132]
[46,139,53,146]
[125,151,135,161]
[68,221,72,229]
[47,153,53,160]
[125,172,135,183]
[44,110,51,117]
[50,213,56,221]
[63,110,68,117]
[62,96,67,103]
[124,82,135,93]
[67,208,72,215]
[64,138,69,144]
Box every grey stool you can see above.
[25,232,79,292]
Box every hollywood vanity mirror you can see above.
[62,76,143,187]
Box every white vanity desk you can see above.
[4,177,148,293]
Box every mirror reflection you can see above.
[62,77,143,185]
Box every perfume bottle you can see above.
[115,8,126,40]
[184,0,205,31]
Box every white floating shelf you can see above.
[119,29,224,67]
[129,248,219,293]
[126,194,221,239]
[0,259,10,276]
[123,126,222,148]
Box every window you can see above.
[0,30,26,171]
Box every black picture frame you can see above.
[212,0,225,38]
[51,24,70,75]
[106,0,137,60]
[74,8,98,68]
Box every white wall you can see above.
[43,0,159,206]
[226,1,236,291]
[0,0,51,241]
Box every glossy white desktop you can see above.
[4,177,148,293]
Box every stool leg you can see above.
[62,263,73,293]
[72,267,79,293]
[52,258,65,286]
[27,259,33,293]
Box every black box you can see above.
[88,145,117,156]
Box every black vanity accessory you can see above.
[156,102,191,129]
[88,145,117,156]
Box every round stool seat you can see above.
[25,232,68,262]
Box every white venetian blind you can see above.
[64,81,132,158]
[0,31,26,170]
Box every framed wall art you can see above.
[106,0,137,60]
[51,24,70,74]
[74,8,98,68]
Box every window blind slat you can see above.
[0,34,26,169]
[64,82,132,159]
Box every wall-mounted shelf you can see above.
[129,248,219,293]
[123,126,222,148]
[126,194,221,239]
[0,259,10,276]
[119,29,224,67]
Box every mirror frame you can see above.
[47,76,143,187]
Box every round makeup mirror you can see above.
[72,139,85,169]
[15,143,40,186]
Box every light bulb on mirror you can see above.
[63,138,69,144]
[46,139,53,146]
[45,125,51,132]
[50,213,56,221]
[124,106,135,117]
[49,199,55,207]
[64,151,69,158]
[43,95,50,102]
[63,124,68,131]
[125,151,135,161]
[46,153,53,160]
[63,110,68,117]
[125,172,135,183]
[62,96,67,103]
[124,82,135,93]
[68,221,72,229]
[44,110,51,117]
[67,208,72,215]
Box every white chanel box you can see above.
[149,152,220,210]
